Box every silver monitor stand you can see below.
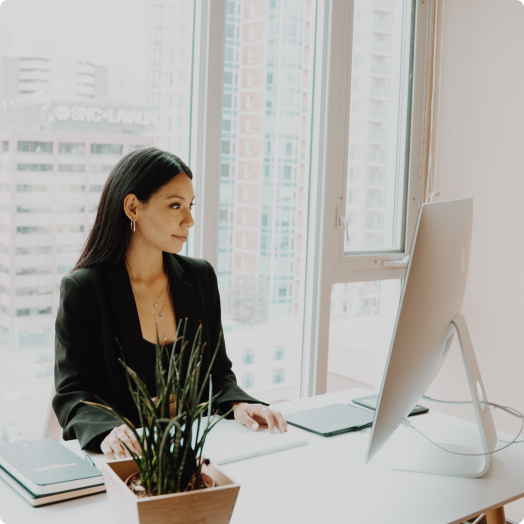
[386,313,497,478]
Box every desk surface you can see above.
[1,388,524,524]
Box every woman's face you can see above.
[133,173,195,254]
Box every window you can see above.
[216,2,316,406]
[16,226,52,234]
[327,281,400,391]
[58,165,85,172]
[273,369,284,384]
[90,165,113,173]
[242,374,254,389]
[17,141,52,153]
[0,0,194,440]
[0,0,429,441]
[91,144,123,155]
[320,0,422,398]
[274,346,285,360]
[16,287,52,296]
[58,143,85,155]
[17,164,53,171]
[243,349,255,365]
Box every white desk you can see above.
[1,388,523,524]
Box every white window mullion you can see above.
[189,0,226,269]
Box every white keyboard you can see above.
[202,429,308,465]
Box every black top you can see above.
[53,253,266,451]
[141,338,171,398]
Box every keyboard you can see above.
[202,429,308,465]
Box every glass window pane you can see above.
[327,280,400,393]
[217,0,316,404]
[344,0,414,253]
[0,0,194,441]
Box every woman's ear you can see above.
[123,193,139,221]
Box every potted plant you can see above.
[84,320,240,524]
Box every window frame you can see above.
[190,0,434,398]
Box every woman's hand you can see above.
[100,424,142,460]
[232,403,288,433]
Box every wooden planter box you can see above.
[102,459,240,524]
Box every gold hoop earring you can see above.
[130,220,136,232]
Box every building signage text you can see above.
[52,105,156,126]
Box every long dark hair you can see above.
[72,147,192,272]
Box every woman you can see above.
[53,147,287,460]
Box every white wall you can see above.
[424,0,524,519]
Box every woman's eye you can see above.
[171,204,180,209]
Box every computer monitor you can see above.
[364,198,497,478]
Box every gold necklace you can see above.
[131,279,169,309]
[133,281,170,319]
[131,278,169,302]
[124,256,169,310]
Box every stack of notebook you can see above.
[0,438,105,506]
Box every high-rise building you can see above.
[143,0,193,157]
[0,50,155,335]
[214,0,313,402]
[345,0,402,252]
[0,54,108,105]
[219,0,311,319]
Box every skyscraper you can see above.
[219,0,312,320]
[0,53,154,333]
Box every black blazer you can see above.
[53,253,265,451]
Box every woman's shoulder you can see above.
[62,265,108,290]
[171,254,212,274]
[168,254,217,291]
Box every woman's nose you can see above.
[183,208,195,228]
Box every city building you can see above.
[0,47,156,334]
[0,53,108,105]
[345,0,403,253]
[143,0,193,156]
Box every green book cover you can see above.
[0,439,103,495]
